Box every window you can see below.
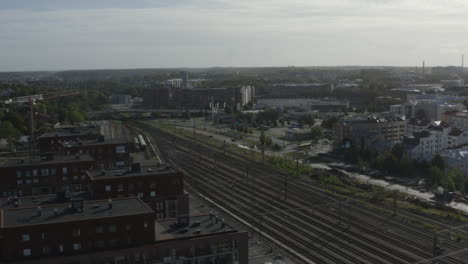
[50,168,57,176]
[116,145,126,154]
[23,249,31,257]
[144,222,148,229]
[33,178,39,184]
[41,232,48,240]
[73,243,81,251]
[41,168,49,176]
[109,240,118,247]
[16,171,22,178]
[25,170,31,177]
[95,240,105,249]
[62,167,68,175]
[138,192,144,199]
[62,176,68,181]
[73,175,78,181]
[117,184,124,192]
[32,169,38,177]
[150,191,156,197]
[73,228,81,237]
[42,247,51,255]
[22,234,30,242]
[105,185,111,192]
[59,245,64,253]
[17,180,22,185]
[109,224,117,233]
[96,225,104,234]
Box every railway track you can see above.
[132,121,468,264]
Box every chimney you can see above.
[108,199,113,209]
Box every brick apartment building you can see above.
[59,138,134,169]
[0,197,155,262]
[38,126,101,153]
[0,154,95,198]
[86,163,188,220]
[0,196,248,264]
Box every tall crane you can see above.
[2,89,80,156]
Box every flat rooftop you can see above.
[89,164,179,181]
[61,138,131,148]
[1,197,152,228]
[38,127,101,139]
[0,154,94,168]
[154,215,234,241]
[0,192,89,210]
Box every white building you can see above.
[440,148,468,177]
[403,122,451,161]
[257,98,349,110]
[447,128,468,149]
[164,78,183,88]
[240,86,255,106]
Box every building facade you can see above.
[0,197,155,262]
[0,154,95,198]
[87,164,188,220]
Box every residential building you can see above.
[4,214,248,264]
[0,154,95,197]
[257,98,349,111]
[0,197,155,261]
[86,163,188,220]
[164,78,183,88]
[447,128,468,149]
[406,118,431,135]
[403,122,451,161]
[440,148,468,177]
[59,137,134,169]
[38,126,101,153]
[444,111,468,131]
[333,114,407,148]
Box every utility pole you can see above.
[262,147,265,163]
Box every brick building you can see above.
[38,126,101,153]
[0,197,155,262]
[86,164,188,220]
[3,214,248,264]
[59,138,134,169]
[0,154,95,198]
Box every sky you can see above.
[0,0,467,71]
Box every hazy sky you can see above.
[0,0,467,71]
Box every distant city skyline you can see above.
[0,0,467,72]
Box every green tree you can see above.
[224,105,232,114]
[431,154,445,171]
[259,130,266,146]
[310,126,324,139]
[391,143,404,161]
[0,121,20,140]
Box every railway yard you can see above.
[131,120,468,264]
